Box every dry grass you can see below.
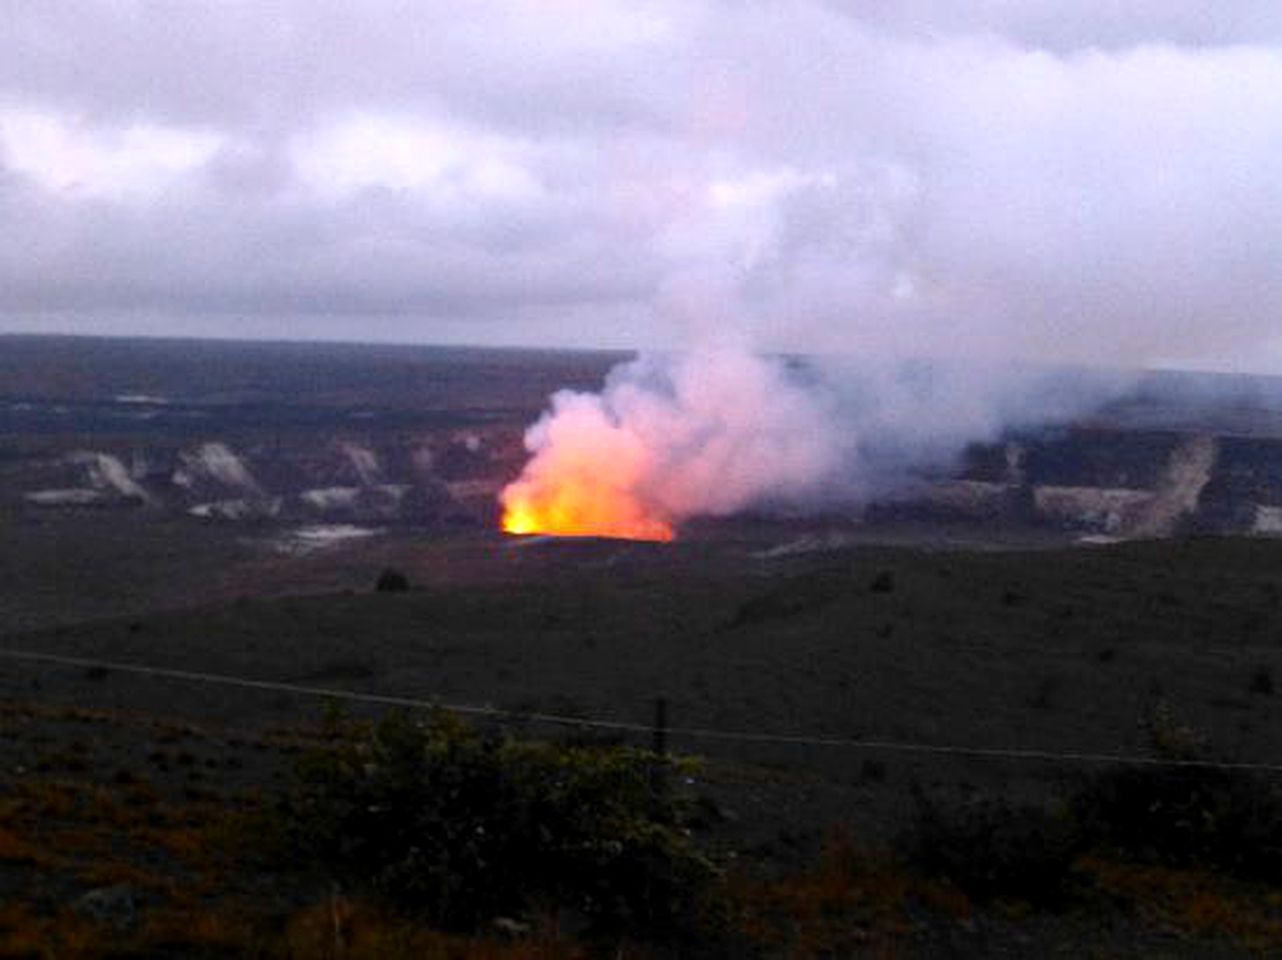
[278,897,594,960]
[1,772,247,898]
[139,823,211,862]
[9,780,77,819]
[732,828,914,957]
[6,753,1282,958]
[138,901,261,953]
[0,894,637,960]
[75,859,175,894]
[0,769,613,959]
[0,697,314,755]
[0,903,111,960]
[0,824,53,867]
[1083,856,1282,951]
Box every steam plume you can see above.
[500,348,1125,540]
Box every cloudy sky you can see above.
[3,1,1282,371]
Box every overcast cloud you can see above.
[3,1,1282,371]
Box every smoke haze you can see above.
[500,348,1132,536]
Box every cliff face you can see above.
[936,427,1282,537]
[6,338,1282,540]
[4,427,518,527]
[12,420,1282,539]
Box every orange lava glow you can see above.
[500,485,675,542]
[499,391,678,542]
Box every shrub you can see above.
[1072,764,1282,879]
[903,791,1082,905]
[906,764,1282,903]
[375,568,411,592]
[281,711,721,938]
[869,570,895,594]
[1141,699,1206,760]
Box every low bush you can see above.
[903,791,1082,904]
[1072,764,1282,879]
[374,568,411,592]
[280,711,722,939]
[869,570,895,594]
[905,762,1282,903]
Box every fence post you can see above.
[652,696,669,757]
[650,697,669,804]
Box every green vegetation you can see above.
[905,792,1081,905]
[904,761,1282,907]
[1073,764,1282,878]
[9,536,1282,954]
[280,711,722,940]
[6,698,1282,956]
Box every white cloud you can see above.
[0,108,221,197]
[3,2,1282,371]
[292,114,544,203]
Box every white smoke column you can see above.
[500,346,1133,539]
[500,349,843,538]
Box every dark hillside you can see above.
[6,536,1282,830]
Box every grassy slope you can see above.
[4,536,1282,816]
[3,535,1282,956]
